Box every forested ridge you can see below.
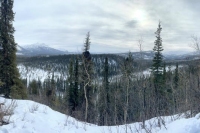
[16,47,200,127]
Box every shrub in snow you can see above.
[29,104,39,113]
[0,99,17,125]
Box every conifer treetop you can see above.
[151,21,164,76]
[83,32,90,52]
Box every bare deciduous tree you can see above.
[190,35,200,54]
[138,37,144,60]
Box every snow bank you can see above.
[0,97,199,133]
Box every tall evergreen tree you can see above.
[0,0,26,98]
[151,22,164,94]
[68,59,75,113]
[67,58,79,113]
[152,22,163,76]
[73,57,79,109]
[151,22,165,116]
[174,63,179,89]
[103,57,109,105]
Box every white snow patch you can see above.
[0,97,200,133]
[17,64,64,83]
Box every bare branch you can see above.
[138,37,144,59]
[190,35,200,53]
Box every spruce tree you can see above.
[151,22,165,116]
[174,63,179,89]
[68,59,75,113]
[67,58,79,113]
[0,0,26,98]
[73,57,79,110]
[151,22,164,94]
[104,57,109,105]
[152,22,163,73]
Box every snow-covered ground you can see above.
[18,64,183,84]
[137,65,183,78]
[0,97,199,133]
[17,64,64,83]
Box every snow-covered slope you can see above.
[0,97,200,133]
[17,43,67,56]
[17,64,63,83]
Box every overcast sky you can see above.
[13,0,200,53]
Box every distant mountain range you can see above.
[120,51,200,61]
[16,43,200,61]
[17,43,68,56]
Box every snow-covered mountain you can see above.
[17,43,67,56]
[0,97,200,133]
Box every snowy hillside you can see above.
[17,64,63,83]
[0,97,200,133]
[17,64,182,83]
[16,43,67,56]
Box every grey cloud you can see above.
[13,0,200,53]
[125,20,137,29]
